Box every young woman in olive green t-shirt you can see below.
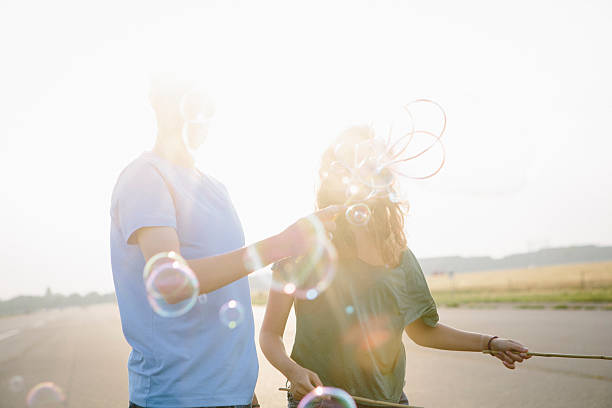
[260,125,531,406]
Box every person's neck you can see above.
[153,133,195,169]
[353,229,385,266]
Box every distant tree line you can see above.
[418,245,612,275]
[0,287,116,316]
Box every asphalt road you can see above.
[1,304,611,408]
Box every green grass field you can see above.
[251,261,612,309]
[428,261,612,309]
[430,287,612,307]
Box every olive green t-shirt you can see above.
[287,249,438,403]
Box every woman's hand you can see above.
[287,365,323,400]
[279,206,344,258]
[490,338,531,369]
[313,205,344,231]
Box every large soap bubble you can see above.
[297,386,357,408]
[143,251,186,280]
[143,251,199,317]
[269,216,338,300]
[26,382,66,408]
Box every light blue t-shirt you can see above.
[110,151,258,407]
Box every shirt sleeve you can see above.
[399,249,439,327]
[115,162,177,245]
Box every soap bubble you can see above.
[354,160,394,190]
[26,382,66,408]
[345,184,363,199]
[297,386,357,408]
[143,251,186,280]
[270,217,337,300]
[145,262,199,317]
[219,299,245,329]
[345,203,371,226]
[354,138,388,169]
[8,375,24,392]
[272,241,337,300]
[143,252,199,317]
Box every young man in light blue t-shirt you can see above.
[110,74,340,407]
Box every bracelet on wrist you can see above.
[487,335,499,351]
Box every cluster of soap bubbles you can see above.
[328,99,447,227]
[7,377,66,408]
[180,87,215,153]
[297,386,357,408]
[143,251,200,318]
[245,215,337,301]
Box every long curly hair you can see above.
[316,125,409,267]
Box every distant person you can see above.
[110,74,340,408]
[259,125,531,407]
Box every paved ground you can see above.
[1,304,611,407]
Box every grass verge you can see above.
[431,287,612,307]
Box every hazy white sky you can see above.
[1,0,611,299]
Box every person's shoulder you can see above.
[116,152,164,182]
[202,172,230,193]
[399,247,426,279]
[400,247,419,267]
[111,153,164,199]
[205,172,224,187]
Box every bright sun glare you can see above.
[1,1,611,298]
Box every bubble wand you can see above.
[278,388,425,408]
[483,350,612,360]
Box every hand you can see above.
[490,338,532,369]
[148,266,195,304]
[312,205,344,232]
[280,206,344,258]
[287,365,323,400]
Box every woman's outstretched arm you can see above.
[136,206,343,296]
[405,318,531,369]
[259,291,323,399]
